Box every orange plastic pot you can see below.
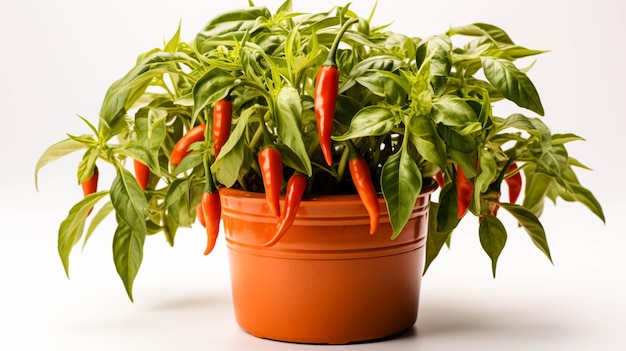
[219,181,436,344]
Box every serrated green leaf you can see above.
[113,219,146,302]
[481,57,544,116]
[478,214,507,278]
[58,191,109,276]
[499,203,552,262]
[381,147,422,239]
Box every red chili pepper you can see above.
[435,171,445,188]
[81,166,98,216]
[201,171,221,256]
[258,146,283,217]
[505,163,522,204]
[456,165,474,219]
[263,173,307,247]
[170,124,206,166]
[347,142,379,234]
[314,17,358,166]
[212,98,232,158]
[197,203,206,228]
[133,159,150,190]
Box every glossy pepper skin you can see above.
[263,173,307,247]
[196,203,206,228]
[505,163,522,204]
[81,166,99,216]
[258,146,283,217]
[349,156,380,234]
[202,191,221,255]
[133,159,150,190]
[170,124,206,165]
[314,17,358,166]
[435,171,445,188]
[202,170,221,256]
[212,99,232,158]
[456,165,474,219]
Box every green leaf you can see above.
[58,191,110,276]
[35,138,89,190]
[416,34,452,96]
[341,55,405,93]
[112,219,146,302]
[478,214,507,278]
[135,107,167,160]
[451,23,515,45]
[481,57,544,116]
[499,203,552,262]
[499,113,551,152]
[100,51,196,133]
[110,166,148,236]
[76,147,99,185]
[212,107,252,186]
[474,151,497,207]
[522,167,553,218]
[536,144,568,177]
[275,86,312,176]
[557,167,606,223]
[381,147,422,239]
[192,68,236,121]
[431,96,478,128]
[436,182,460,233]
[424,202,454,274]
[83,201,114,250]
[551,133,585,145]
[407,114,447,171]
[356,70,409,105]
[333,106,399,141]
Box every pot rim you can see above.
[218,177,437,203]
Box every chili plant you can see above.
[36,0,604,300]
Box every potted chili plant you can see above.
[36,0,604,344]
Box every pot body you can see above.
[220,183,435,344]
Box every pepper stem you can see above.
[324,17,359,67]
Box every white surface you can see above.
[1,0,624,350]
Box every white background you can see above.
[1,0,624,350]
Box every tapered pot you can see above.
[219,181,436,344]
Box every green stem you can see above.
[324,17,359,67]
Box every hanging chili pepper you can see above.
[314,17,359,166]
[347,142,379,234]
[435,171,445,189]
[258,146,283,217]
[197,203,206,228]
[263,173,307,247]
[81,166,98,216]
[505,163,522,204]
[170,124,206,166]
[201,169,221,256]
[212,98,232,158]
[133,159,150,190]
[456,165,474,219]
